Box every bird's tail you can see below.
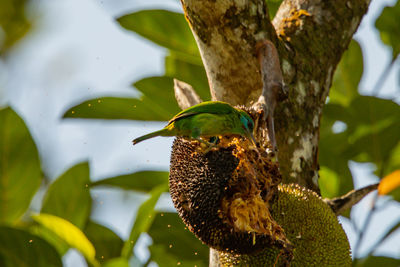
[132,129,168,145]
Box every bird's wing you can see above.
[168,101,235,125]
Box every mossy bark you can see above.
[179,0,371,265]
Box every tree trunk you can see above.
[180,0,370,194]
[180,0,371,265]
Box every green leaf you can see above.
[343,96,400,174]
[63,97,170,121]
[319,104,354,198]
[117,9,199,57]
[386,142,400,177]
[346,96,400,131]
[0,107,41,223]
[133,76,181,116]
[0,226,62,267]
[63,77,181,121]
[344,122,400,168]
[375,1,400,59]
[330,39,363,106]
[101,257,129,267]
[29,224,69,256]
[41,162,91,229]
[32,213,99,267]
[320,95,400,199]
[165,52,211,101]
[357,256,400,267]
[84,221,124,263]
[0,0,31,54]
[148,213,208,266]
[91,171,169,192]
[121,184,168,258]
[319,166,340,198]
[148,245,181,267]
[390,185,400,202]
[323,103,353,122]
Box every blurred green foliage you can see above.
[91,171,169,192]
[0,0,31,55]
[41,162,92,229]
[0,226,62,267]
[121,184,167,259]
[147,212,208,266]
[375,0,400,60]
[32,213,99,267]
[0,108,41,224]
[1,0,400,266]
[84,221,124,263]
[118,10,200,59]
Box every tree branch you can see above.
[324,183,379,216]
[174,79,202,109]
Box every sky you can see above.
[1,0,399,266]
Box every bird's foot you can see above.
[196,137,219,154]
[208,136,220,146]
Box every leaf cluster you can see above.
[0,106,208,266]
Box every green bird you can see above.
[132,101,256,146]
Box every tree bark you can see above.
[180,0,370,192]
[180,0,371,264]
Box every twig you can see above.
[371,57,397,96]
[174,79,202,110]
[324,183,379,216]
[368,220,400,255]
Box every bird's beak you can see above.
[248,131,257,147]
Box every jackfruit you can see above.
[169,136,292,256]
[218,183,351,266]
[169,109,351,266]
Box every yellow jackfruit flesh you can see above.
[218,183,351,266]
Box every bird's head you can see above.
[238,110,257,146]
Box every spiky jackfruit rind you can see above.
[218,184,352,266]
[169,138,288,254]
